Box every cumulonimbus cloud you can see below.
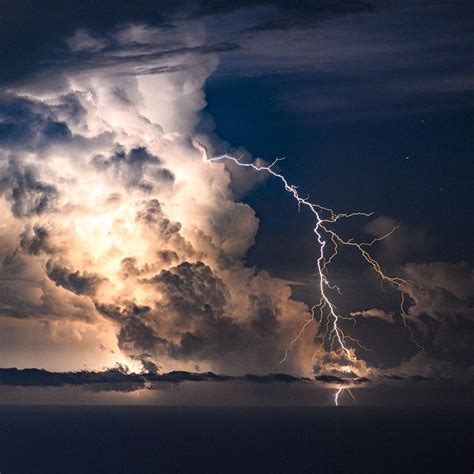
[0,18,471,388]
[0,22,318,377]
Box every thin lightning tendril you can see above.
[86,92,105,126]
[204,150,424,405]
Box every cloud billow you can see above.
[0,21,317,379]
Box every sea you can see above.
[0,406,472,473]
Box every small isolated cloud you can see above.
[66,29,108,52]
[350,308,395,324]
[363,216,433,262]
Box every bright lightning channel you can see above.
[203,149,423,405]
[334,387,356,406]
[334,387,343,406]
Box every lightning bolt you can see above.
[203,149,423,405]
[334,387,343,406]
[86,91,105,126]
[75,92,422,406]
[334,387,356,406]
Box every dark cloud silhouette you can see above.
[118,315,168,353]
[93,146,172,192]
[137,356,161,375]
[148,261,227,319]
[157,250,179,265]
[95,302,152,321]
[383,374,441,383]
[19,225,55,256]
[0,0,378,87]
[3,367,456,394]
[136,200,182,239]
[0,160,58,217]
[0,367,311,391]
[0,96,74,150]
[248,293,279,336]
[105,261,249,362]
[0,367,144,388]
[46,262,105,296]
[315,374,370,385]
[243,373,310,384]
[243,0,374,32]
[95,302,169,362]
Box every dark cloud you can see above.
[95,302,152,321]
[170,317,246,360]
[3,224,55,265]
[135,199,164,224]
[398,262,474,364]
[46,261,105,296]
[95,302,168,361]
[0,0,377,86]
[118,316,168,353]
[123,261,243,361]
[0,96,73,150]
[120,257,153,279]
[19,225,55,256]
[152,167,175,183]
[136,200,181,238]
[432,316,474,365]
[384,374,402,381]
[243,373,310,384]
[0,367,145,392]
[157,250,179,265]
[248,294,279,336]
[383,374,446,383]
[0,159,58,217]
[315,374,370,385]
[243,0,374,32]
[0,367,311,391]
[314,371,459,386]
[133,200,195,263]
[93,146,172,192]
[5,367,456,394]
[136,356,161,375]
[93,146,161,169]
[1,0,470,124]
[95,260,294,368]
[212,1,473,121]
[148,261,227,319]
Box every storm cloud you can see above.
[0,1,471,398]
